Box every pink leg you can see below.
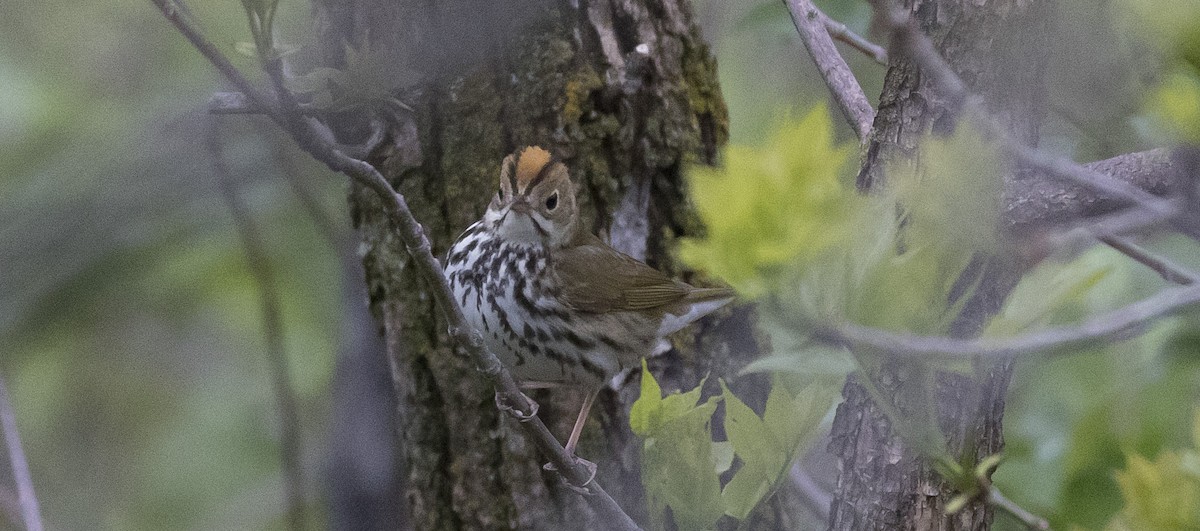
[564,389,599,456]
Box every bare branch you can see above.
[1007,149,1177,232]
[987,487,1049,530]
[784,0,875,141]
[822,15,887,66]
[150,1,640,527]
[1101,236,1200,285]
[870,2,1179,225]
[209,91,273,115]
[790,464,832,521]
[207,122,307,531]
[0,372,43,531]
[815,281,1200,360]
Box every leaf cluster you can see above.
[629,363,829,530]
[1105,410,1200,530]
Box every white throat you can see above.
[487,206,547,245]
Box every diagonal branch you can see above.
[987,487,1049,530]
[0,372,43,531]
[814,281,1200,360]
[1101,235,1200,285]
[822,14,887,65]
[207,121,307,531]
[1007,149,1176,233]
[149,1,640,528]
[784,0,875,141]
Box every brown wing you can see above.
[552,233,690,313]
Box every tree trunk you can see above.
[829,1,1054,529]
[309,0,758,527]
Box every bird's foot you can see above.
[544,456,598,495]
[494,391,539,422]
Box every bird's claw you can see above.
[494,391,539,422]
[544,456,598,495]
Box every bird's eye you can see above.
[545,191,559,211]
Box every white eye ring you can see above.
[545,191,559,211]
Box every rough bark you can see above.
[830,1,1054,529]
[1005,148,1177,232]
[309,0,759,528]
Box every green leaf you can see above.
[719,380,826,520]
[985,250,1113,338]
[762,377,829,452]
[712,441,734,475]
[1112,451,1200,529]
[1148,69,1200,144]
[633,364,725,530]
[680,105,857,298]
[739,321,856,377]
[629,360,664,437]
[720,382,778,519]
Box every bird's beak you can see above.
[510,200,531,214]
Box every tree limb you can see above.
[987,487,1049,530]
[784,0,875,141]
[150,1,640,527]
[814,280,1200,360]
[822,15,887,66]
[1101,235,1200,285]
[1005,149,1177,231]
[0,372,43,531]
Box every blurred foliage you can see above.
[0,0,342,529]
[1119,0,1200,144]
[679,106,858,299]
[1104,410,1200,530]
[630,363,829,530]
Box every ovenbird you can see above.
[444,146,734,455]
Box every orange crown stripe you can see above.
[515,146,553,189]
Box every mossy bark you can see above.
[829,1,1054,529]
[310,0,755,528]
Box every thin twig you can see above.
[869,1,1178,225]
[156,0,282,125]
[822,15,887,65]
[261,126,344,251]
[784,0,875,141]
[816,281,1200,360]
[150,1,640,527]
[1042,205,1174,253]
[0,372,43,531]
[1101,236,1200,285]
[789,464,832,521]
[988,487,1050,530]
[208,121,307,531]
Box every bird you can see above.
[444,146,735,457]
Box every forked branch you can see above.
[784,0,875,140]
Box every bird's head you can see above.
[485,146,579,248]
